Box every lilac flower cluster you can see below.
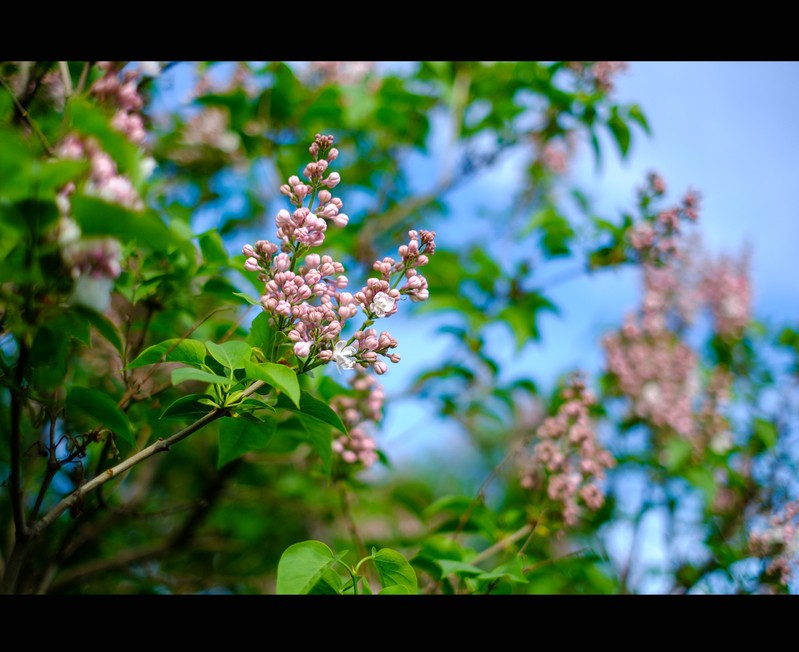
[604,176,752,449]
[629,174,702,263]
[749,500,799,586]
[92,61,147,146]
[700,251,751,338]
[51,64,155,311]
[567,61,628,93]
[330,369,385,469]
[603,266,700,438]
[242,134,435,375]
[520,374,615,527]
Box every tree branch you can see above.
[0,376,266,594]
[9,341,29,539]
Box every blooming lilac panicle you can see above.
[699,250,751,338]
[241,134,434,376]
[629,176,702,265]
[520,373,615,527]
[749,500,799,586]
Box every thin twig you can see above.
[0,76,54,155]
[9,342,29,539]
[75,62,91,95]
[523,548,588,575]
[470,522,534,566]
[453,437,528,538]
[58,62,73,98]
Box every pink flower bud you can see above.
[388,353,401,363]
[288,175,300,186]
[332,213,349,227]
[293,341,311,358]
[325,172,341,188]
[327,148,339,161]
[274,252,291,271]
[242,244,256,258]
[280,184,292,196]
[244,257,261,272]
[374,361,388,375]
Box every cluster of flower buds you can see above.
[749,500,799,586]
[52,116,153,310]
[181,107,241,155]
[242,134,435,376]
[604,178,752,450]
[700,251,751,338]
[307,61,375,86]
[603,262,702,439]
[567,61,628,93]
[629,173,702,264]
[330,369,385,469]
[520,374,615,527]
[91,62,147,146]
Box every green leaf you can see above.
[628,103,651,136]
[753,417,778,449]
[685,467,718,502]
[206,340,252,371]
[126,338,207,370]
[243,361,300,409]
[608,111,631,158]
[217,415,276,468]
[476,557,529,584]
[232,291,262,306]
[199,230,228,265]
[379,585,411,595]
[246,311,276,354]
[52,310,91,348]
[29,325,69,390]
[160,394,216,420]
[526,207,575,258]
[276,540,338,595]
[171,367,231,387]
[663,437,693,473]
[437,560,485,577]
[276,390,347,435]
[373,548,418,593]
[67,386,133,445]
[289,417,333,477]
[309,568,343,595]
[75,306,124,354]
[71,195,187,256]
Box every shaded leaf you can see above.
[160,394,216,420]
[67,386,133,445]
[76,306,124,354]
[217,415,276,468]
[276,390,347,435]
